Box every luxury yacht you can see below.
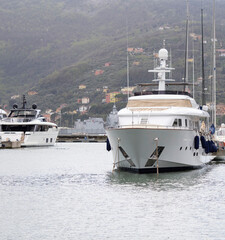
[106,47,216,173]
[0,96,58,147]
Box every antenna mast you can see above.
[126,15,130,100]
[184,0,189,92]
[201,8,206,106]
[212,0,216,126]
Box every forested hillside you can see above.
[0,0,225,125]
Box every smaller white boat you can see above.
[0,109,7,119]
[0,95,58,147]
[213,124,225,160]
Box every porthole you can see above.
[193,152,195,156]
[180,147,182,150]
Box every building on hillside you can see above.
[79,105,88,113]
[56,104,67,113]
[127,47,144,54]
[217,49,225,57]
[82,97,90,104]
[43,114,51,122]
[106,92,120,103]
[103,86,108,93]
[104,62,111,67]
[45,109,53,114]
[133,61,140,66]
[11,95,20,100]
[216,104,225,116]
[121,86,136,95]
[28,91,38,96]
[95,69,104,76]
[190,33,202,41]
[79,84,86,90]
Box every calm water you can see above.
[0,143,225,240]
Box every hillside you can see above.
[0,0,225,125]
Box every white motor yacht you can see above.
[106,47,216,173]
[0,96,58,147]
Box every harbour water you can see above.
[0,143,225,240]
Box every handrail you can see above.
[118,124,191,130]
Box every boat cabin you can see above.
[7,109,40,120]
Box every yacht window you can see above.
[9,110,36,118]
[194,121,199,129]
[46,138,48,143]
[140,118,148,125]
[2,125,35,132]
[50,138,53,143]
[178,119,182,127]
[185,119,188,127]
[173,119,178,127]
[36,125,49,131]
[189,120,193,129]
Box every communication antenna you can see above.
[201,8,206,106]
[184,0,190,92]
[126,14,130,100]
[191,18,195,99]
[212,0,216,126]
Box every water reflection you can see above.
[106,164,214,191]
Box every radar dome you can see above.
[13,103,18,109]
[158,48,168,60]
[32,104,37,109]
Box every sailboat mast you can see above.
[212,0,216,126]
[201,8,206,106]
[184,0,189,92]
[192,34,195,99]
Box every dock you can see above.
[0,140,21,149]
[57,134,107,143]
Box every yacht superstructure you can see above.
[106,47,215,173]
[0,96,58,147]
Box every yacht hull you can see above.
[106,127,213,173]
[0,130,58,147]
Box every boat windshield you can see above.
[2,125,35,132]
[8,110,36,118]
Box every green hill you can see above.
[0,0,225,125]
